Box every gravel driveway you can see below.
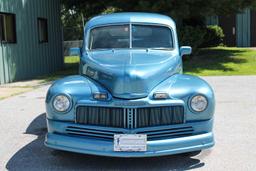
[0,76,256,171]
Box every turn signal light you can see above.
[93,92,108,100]
[153,92,169,100]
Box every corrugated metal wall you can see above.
[206,8,254,47]
[236,9,251,47]
[0,0,63,84]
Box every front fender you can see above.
[150,74,215,121]
[45,75,110,121]
[46,74,215,122]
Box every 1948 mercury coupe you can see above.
[45,12,215,157]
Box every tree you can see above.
[61,0,113,40]
[61,0,256,46]
[62,0,256,25]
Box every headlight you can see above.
[190,95,208,112]
[53,95,71,112]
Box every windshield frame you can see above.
[86,23,175,51]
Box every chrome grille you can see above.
[76,106,184,128]
[136,106,184,128]
[76,107,124,128]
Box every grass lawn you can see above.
[183,47,256,76]
[65,55,80,66]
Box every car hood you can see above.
[82,49,181,99]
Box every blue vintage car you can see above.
[45,12,215,157]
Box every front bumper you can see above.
[45,119,214,157]
[45,132,214,157]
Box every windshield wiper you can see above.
[147,47,173,51]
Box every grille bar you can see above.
[137,127,193,135]
[66,125,124,140]
[125,108,136,129]
[137,126,193,140]
[65,125,193,141]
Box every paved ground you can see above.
[0,79,47,100]
[0,76,256,171]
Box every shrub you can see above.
[178,26,206,54]
[202,25,224,47]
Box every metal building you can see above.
[207,8,256,47]
[0,0,63,84]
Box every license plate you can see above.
[114,134,147,152]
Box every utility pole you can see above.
[81,13,85,28]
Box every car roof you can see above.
[85,12,176,29]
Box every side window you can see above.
[38,18,48,43]
[0,12,17,43]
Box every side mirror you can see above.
[69,47,81,56]
[180,46,192,57]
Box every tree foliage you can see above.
[61,0,256,42]
[62,0,256,23]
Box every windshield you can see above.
[89,25,130,50]
[89,24,173,50]
[132,25,173,48]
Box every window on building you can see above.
[0,12,17,43]
[38,18,48,43]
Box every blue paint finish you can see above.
[45,117,214,157]
[45,13,215,157]
[180,46,192,57]
[45,132,214,158]
[69,47,81,56]
[81,49,181,99]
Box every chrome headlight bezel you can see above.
[52,94,72,113]
[189,94,208,113]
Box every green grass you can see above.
[64,56,80,66]
[183,47,256,76]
